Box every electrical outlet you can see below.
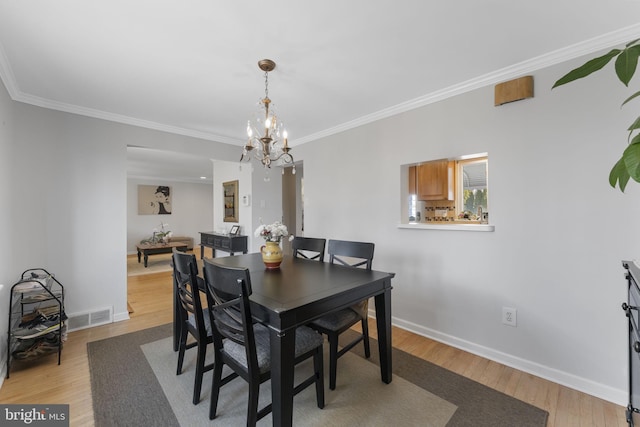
[502,307,517,327]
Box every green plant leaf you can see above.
[615,45,640,86]
[610,157,631,191]
[626,39,640,48]
[552,49,621,88]
[629,116,640,133]
[622,135,640,182]
[622,90,640,107]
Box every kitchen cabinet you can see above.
[408,166,417,194]
[417,159,454,201]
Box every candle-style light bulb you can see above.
[283,130,288,147]
[246,121,253,138]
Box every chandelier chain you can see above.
[264,70,269,99]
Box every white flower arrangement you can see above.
[254,220,293,243]
[141,222,172,244]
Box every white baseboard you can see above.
[370,310,627,406]
[112,310,130,323]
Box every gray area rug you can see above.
[142,337,455,426]
[87,324,549,427]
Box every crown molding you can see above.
[0,40,19,100]
[0,38,243,146]
[2,24,640,147]
[294,23,640,145]
[14,91,244,145]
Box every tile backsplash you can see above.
[424,200,456,222]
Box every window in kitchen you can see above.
[457,156,488,221]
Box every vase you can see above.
[260,241,283,269]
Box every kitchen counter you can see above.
[398,222,494,232]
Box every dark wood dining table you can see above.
[201,252,395,427]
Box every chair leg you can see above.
[362,318,371,359]
[247,380,260,427]
[328,333,339,391]
[209,358,223,420]
[176,326,188,375]
[173,291,181,352]
[192,341,207,405]
[314,347,325,409]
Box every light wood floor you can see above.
[0,262,629,426]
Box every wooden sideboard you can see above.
[199,231,248,259]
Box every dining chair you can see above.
[202,259,325,425]
[172,249,214,405]
[291,236,326,262]
[308,239,375,390]
[172,249,203,351]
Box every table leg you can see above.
[270,328,296,427]
[137,250,141,263]
[144,253,149,268]
[200,244,204,259]
[374,286,393,384]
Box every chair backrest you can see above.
[202,259,259,372]
[172,248,198,285]
[327,239,375,270]
[172,250,207,336]
[292,237,326,262]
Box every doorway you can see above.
[281,163,303,255]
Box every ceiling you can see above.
[2,1,640,183]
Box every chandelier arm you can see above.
[271,151,294,164]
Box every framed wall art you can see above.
[138,185,172,215]
[223,180,239,222]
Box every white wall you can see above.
[0,71,14,382]
[211,161,252,252]
[0,82,254,360]
[296,51,640,404]
[212,160,249,235]
[250,164,284,253]
[127,178,213,253]
[8,104,129,324]
[212,160,285,254]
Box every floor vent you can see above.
[67,307,113,332]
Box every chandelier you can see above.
[240,59,295,175]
